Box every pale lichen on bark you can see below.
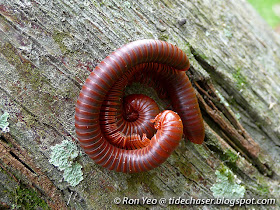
[0,0,279,209]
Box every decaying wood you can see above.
[0,0,280,209]
[0,133,67,209]
[193,79,269,175]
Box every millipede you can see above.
[75,39,204,173]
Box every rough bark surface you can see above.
[0,0,279,209]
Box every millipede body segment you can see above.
[75,39,204,173]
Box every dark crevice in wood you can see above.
[196,80,272,177]
[190,46,280,147]
[0,133,67,209]
[190,46,216,73]
[0,135,8,144]
[186,55,273,177]
[9,151,36,175]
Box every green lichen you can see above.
[13,185,49,210]
[0,42,50,91]
[257,184,270,195]
[21,62,50,90]
[0,111,9,133]
[191,47,208,60]
[210,166,245,199]
[233,67,248,89]
[158,33,169,41]
[49,140,79,170]
[224,28,233,38]
[49,140,83,187]
[63,162,84,187]
[194,144,210,159]
[52,30,73,54]
[221,149,239,170]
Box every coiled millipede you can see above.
[75,39,204,173]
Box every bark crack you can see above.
[0,133,67,209]
[185,49,273,176]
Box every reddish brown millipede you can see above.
[75,39,204,173]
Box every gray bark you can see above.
[0,0,279,209]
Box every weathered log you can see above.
[0,0,279,209]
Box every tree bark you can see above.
[0,0,279,209]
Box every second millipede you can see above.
[75,39,205,173]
